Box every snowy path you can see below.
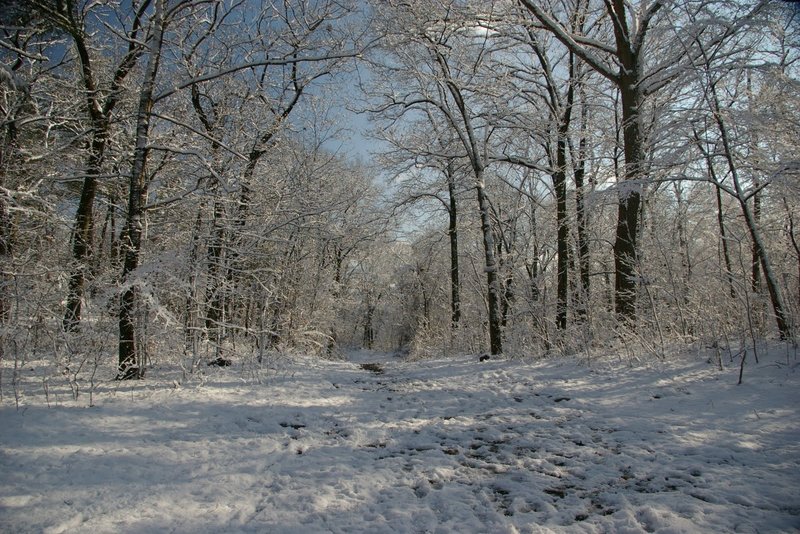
[1,348,799,533]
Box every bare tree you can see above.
[688,34,792,340]
[519,0,674,326]
[27,0,154,331]
[117,0,168,378]
[368,0,505,353]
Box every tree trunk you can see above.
[751,184,761,293]
[0,121,15,332]
[711,86,791,339]
[327,245,344,357]
[554,163,568,331]
[61,23,107,331]
[520,0,660,328]
[783,199,800,313]
[189,83,228,348]
[476,175,503,355]
[98,194,118,268]
[205,195,226,345]
[554,95,572,331]
[118,0,166,378]
[528,199,540,303]
[737,193,789,339]
[694,127,737,300]
[711,162,736,299]
[185,202,205,354]
[446,163,461,328]
[363,291,380,350]
[574,95,590,321]
[58,0,148,331]
[613,71,645,326]
[63,151,102,331]
[501,270,514,331]
[432,48,502,353]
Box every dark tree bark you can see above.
[613,64,646,325]
[0,12,29,362]
[783,199,800,313]
[526,196,541,304]
[573,91,590,320]
[553,138,569,331]
[520,0,665,327]
[430,47,503,354]
[118,0,166,378]
[63,149,102,331]
[445,162,461,328]
[363,291,381,350]
[39,0,153,331]
[476,176,503,355]
[716,185,736,299]
[188,83,229,349]
[554,88,573,331]
[751,182,761,293]
[526,31,577,332]
[371,3,503,353]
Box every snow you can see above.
[1,345,799,533]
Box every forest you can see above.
[1,1,799,532]
[0,0,798,381]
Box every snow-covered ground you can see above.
[1,345,799,533]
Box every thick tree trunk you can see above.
[520,0,658,328]
[446,163,461,328]
[476,175,503,355]
[63,151,104,331]
[118,0,166,378]
[59,0,148,331]
[613,73,645,326]
[554,106,572,331]
[62,38,106,331]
